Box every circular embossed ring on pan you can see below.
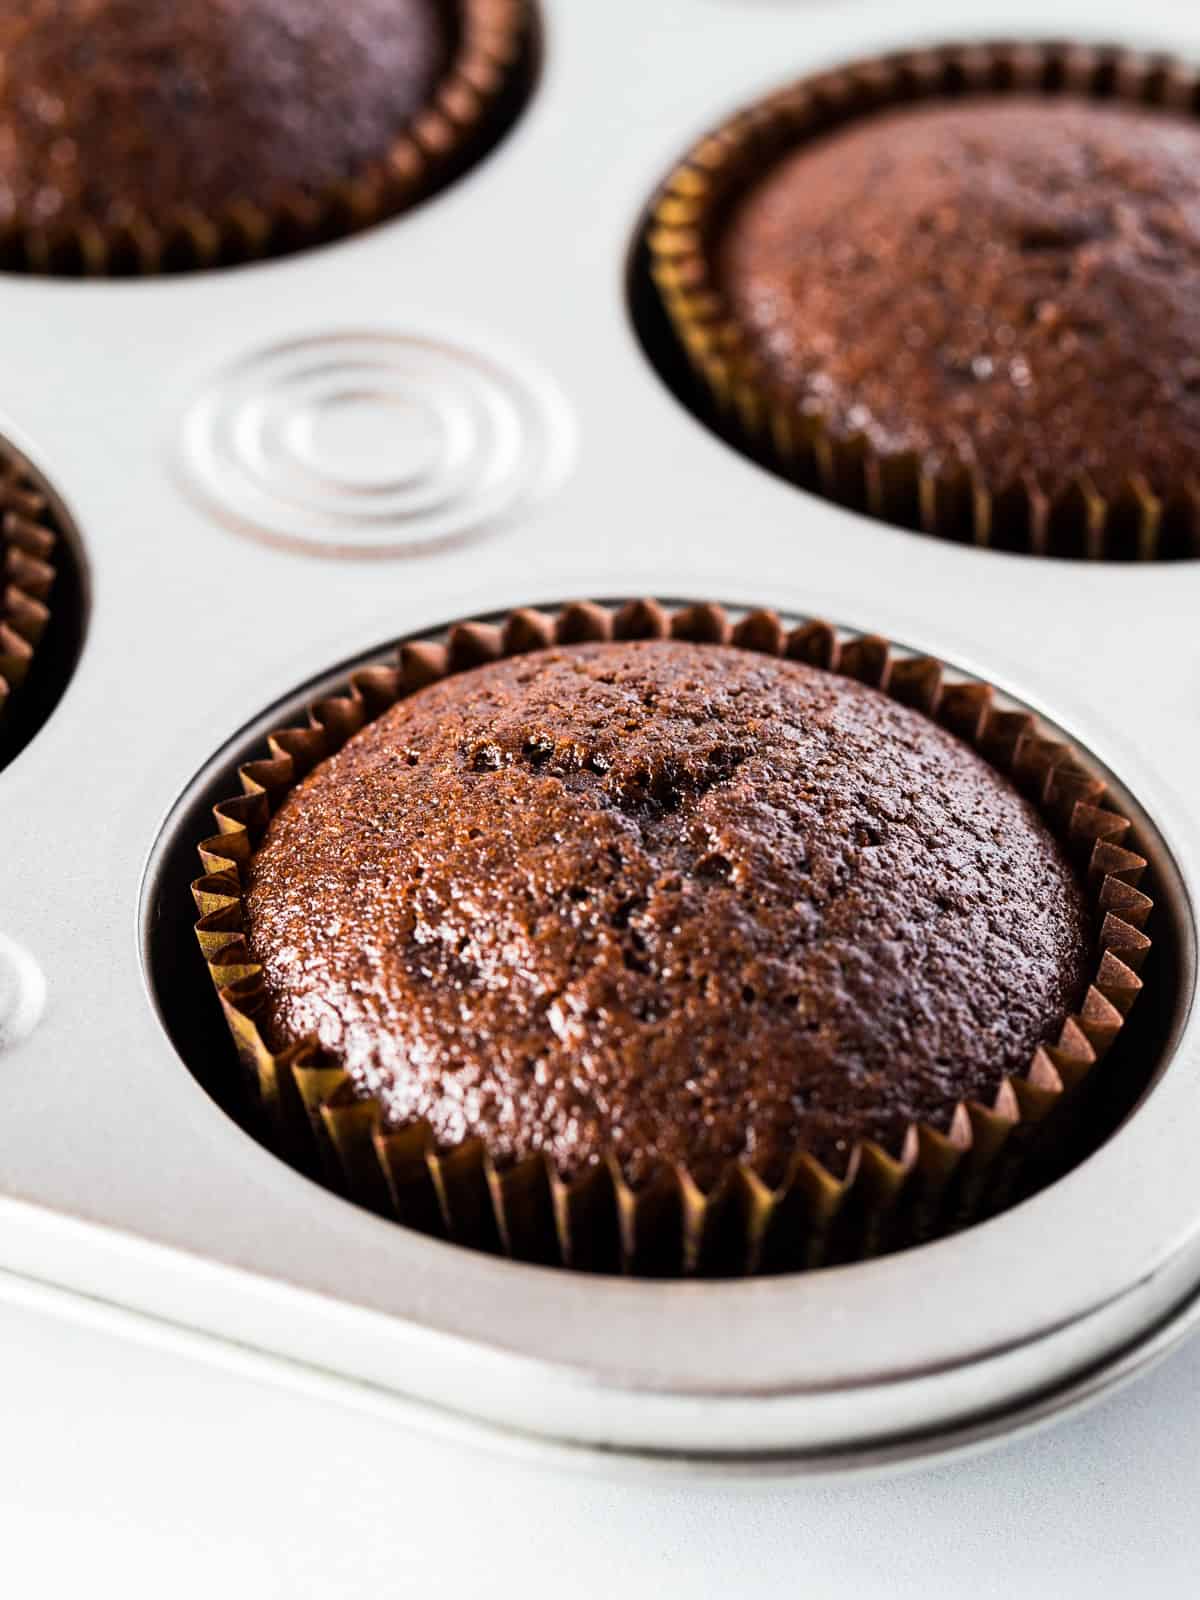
[176,331,575,558]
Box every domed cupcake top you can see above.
[0,0,446,218]
[0,0,528,269]
[0,455,55,733]
[243,638,1091,1185]
[719,97,1200,500]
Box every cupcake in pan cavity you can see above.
[644,42,1200,559]
[192,601,1154,1277]
[0,450,57,741]
[0,0,533,276]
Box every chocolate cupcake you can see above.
[246,640,1091,1184]
[0,457,56,728]
[194,602,1152,1275]
[647,43,1200,558]
[0,0,531,275]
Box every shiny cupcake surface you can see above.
[719,97,1200,499]
[0,0,449,225]
[243,640,1091,1187]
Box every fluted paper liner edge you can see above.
[645,39,1200,560]
[0,454,57,722]
[192,599,1153,1276]
[0,0,530,277]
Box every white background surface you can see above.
[4,0,1200,1591]
[2,1291,1198,1597]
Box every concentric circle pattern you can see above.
[178,332,573,557]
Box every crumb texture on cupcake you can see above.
[0,0,451,225]
[719,98,1200,498]
[244,640,1091,1185]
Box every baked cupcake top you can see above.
[243,639,1090,1186]
[0,0,454,230]
[719,97,1200,499]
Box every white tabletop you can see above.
[1,1290,1194,1597]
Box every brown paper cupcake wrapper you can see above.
[0,454,57,721]
[646,40,1200,560]
[192,600,1153,1276]
[0,0,531,277]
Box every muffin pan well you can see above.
[636,39,1200,561]
[183,600,1160,1279]
[133,592,1193,1465]
[0,0,538,276]
[2,0,1200,1475]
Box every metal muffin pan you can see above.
[2,0,1200,1476]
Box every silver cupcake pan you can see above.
[2,0,1200,1476]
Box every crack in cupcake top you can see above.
[0,0,452,225]
[243,639,1091,1186]
[718,96,1200,498]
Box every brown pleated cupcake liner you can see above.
[0,0,531,277]
[0,455,57,722]
[646,40,1200,560]
[192,599,1153,1276]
